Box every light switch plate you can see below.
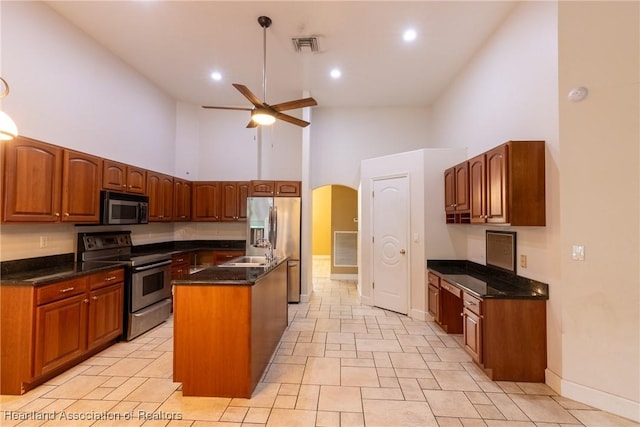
[572,245,585,261]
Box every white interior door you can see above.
[372,175,409,314]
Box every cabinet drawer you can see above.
[172,253,190,266]
[440,280,461,298]
[36,277,88,305]
[89,269,124,290]
[427,271,440,287]
[463,292,482,315]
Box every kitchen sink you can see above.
[219,256,274,267]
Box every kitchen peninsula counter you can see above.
[172,259,288,398]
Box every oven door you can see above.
[131,260,172,312]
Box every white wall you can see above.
[1,1,176,175]
[311,107,432,189]
[558,1,639,420]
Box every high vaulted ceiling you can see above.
[45,1,517,110]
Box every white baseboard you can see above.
[360,295,373,307]
[545,368,562,394]
[330,273,358,280]
[558,375,640,422]
[410,308,427,321]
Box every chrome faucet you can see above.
[255,238,274,262]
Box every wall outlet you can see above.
[39,236,48,248]
[520,254,527,269]
[572,245,585,261]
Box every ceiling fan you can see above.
[202,16,317,128]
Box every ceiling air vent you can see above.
[292,36,319,53]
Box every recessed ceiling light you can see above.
[210,71,222,81]
[330,68,342,79]
[403,28,417,43]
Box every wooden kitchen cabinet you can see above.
[2,137,102,223]
[172,253,192,279]
[221,181,249,221]
[462,293,483,364]
[444,162,470,224]
[87,270,124,350]
[249,180,300,197]
[192,182,221,221]
[468,141,545,226]
[103,159,146,194]
[147,171,174,222]
[2,136,63,222]
[212,250,244,265]
[61,150,102,223]
[173,178,192,222]
[1,268,124,394]
[427,271,440,322]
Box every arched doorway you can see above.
[311,185,358,283]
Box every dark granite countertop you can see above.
[1,240,246,286]
[427,259,549,300]
[0,254,128,286]
[172,257,287,286]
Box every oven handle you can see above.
[132,259,172,272]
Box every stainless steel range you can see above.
[77,231,172,341]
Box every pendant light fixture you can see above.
[0,78,18,141]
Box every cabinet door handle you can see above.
[55,212,60,217]
[122,184,127,188]
[64,213,70,217]
[83,298,89,304]
[92,296,98,301]
[59,287,75,293]
[105,276,117,281]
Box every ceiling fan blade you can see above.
[270,97,318,112]
[232,84,264,108]
[246,120,259,128]
[276,112,311,128]
[202,106,253,111]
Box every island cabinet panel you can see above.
[173,285,252,397]
[173,261,288,398]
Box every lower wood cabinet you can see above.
[171,253,192,279]
[1,269,124,394]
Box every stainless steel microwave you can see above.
[100,191,149,225]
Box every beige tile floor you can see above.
[1,258,638,427]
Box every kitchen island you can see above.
[172,258,288,398]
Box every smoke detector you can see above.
[292,36,319,53]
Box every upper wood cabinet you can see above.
[147,171,173,222]
[2,137,101,223]
[61,150,103,223]
[221,181,249,221]
[249,180,300,197]
[450,140,545,226]
[102,160,146,194]
[192,181,221,221]
[173,178,192,222]
[444,162,470,223]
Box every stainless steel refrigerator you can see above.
[246,196,301,302]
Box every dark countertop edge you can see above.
[172,258,288,287]
[427,259,549,300]
[132,239,245,256]
[1,262,128,287]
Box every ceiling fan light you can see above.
[0,110,18,141]
[251,110,276,126]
